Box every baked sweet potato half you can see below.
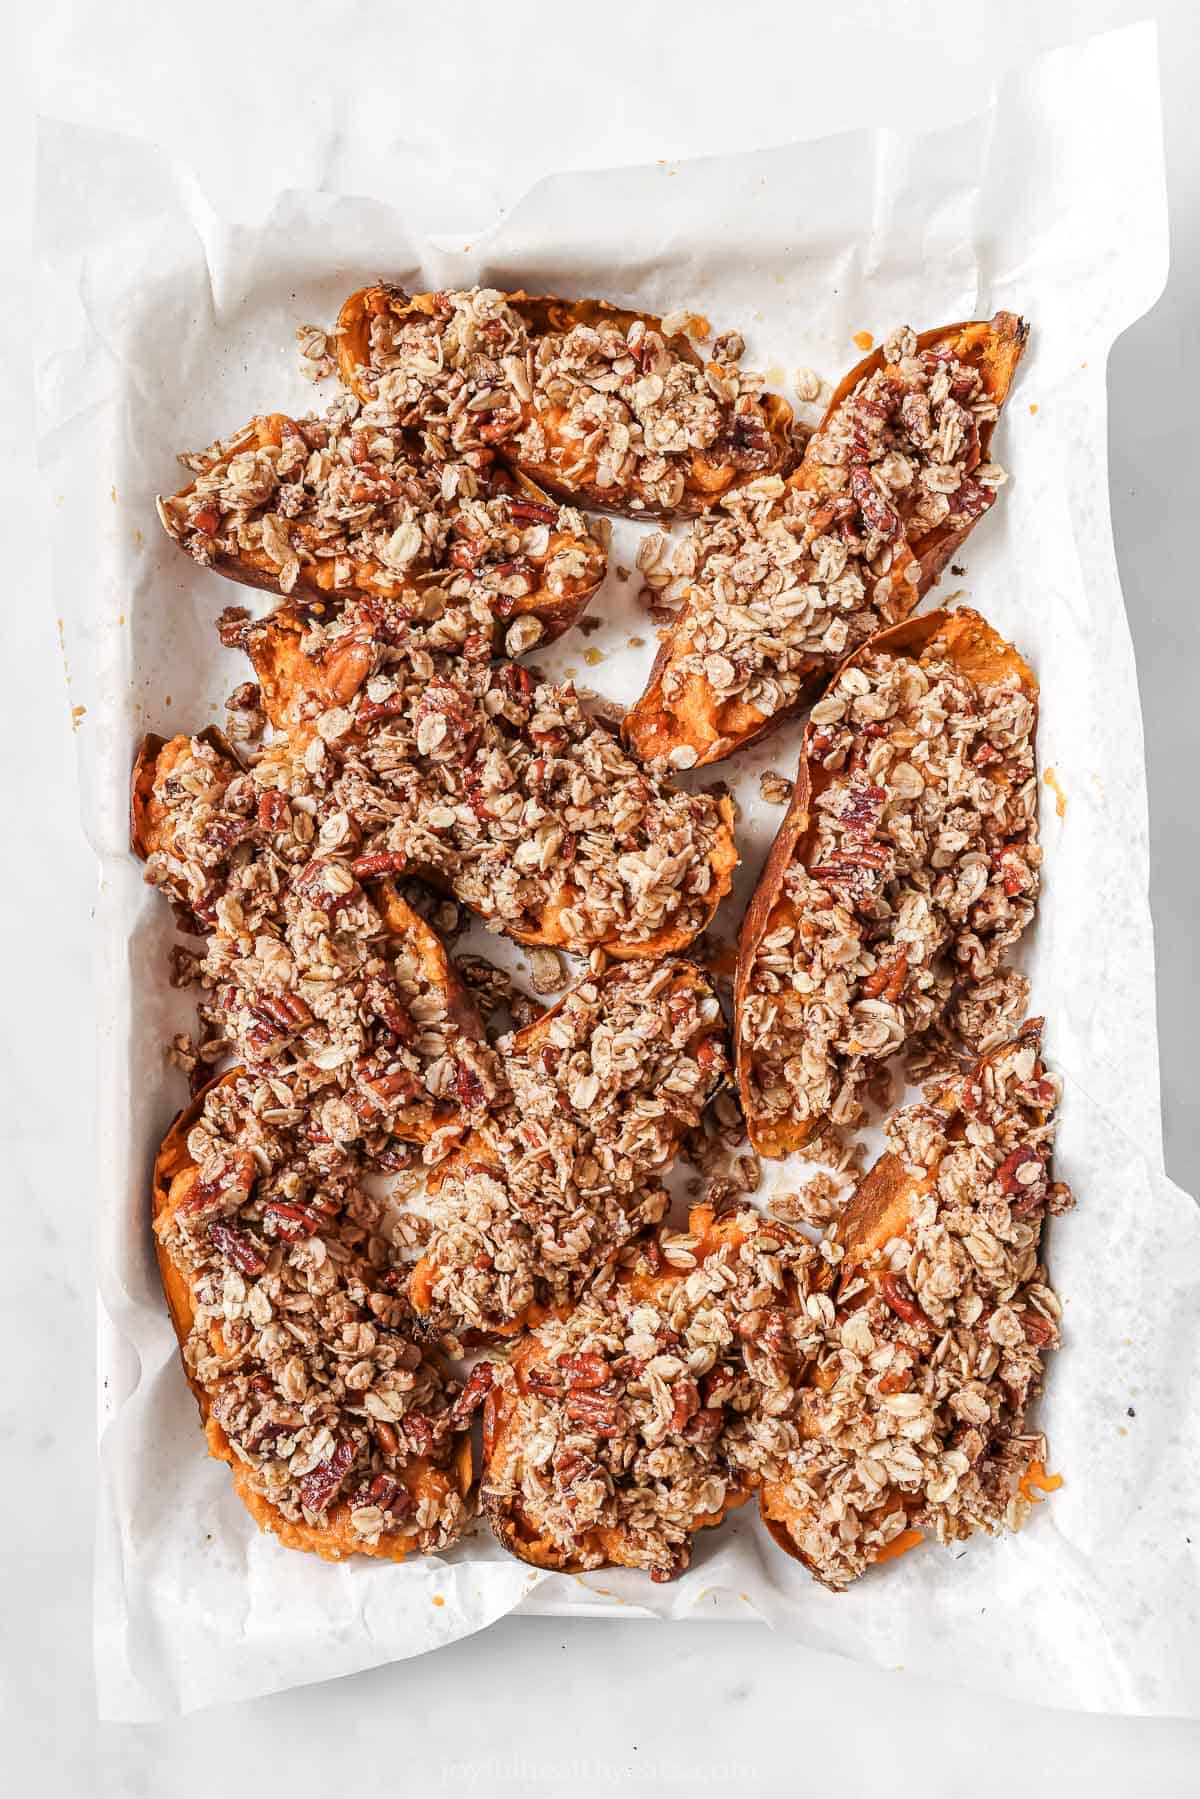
[623,313,1028,768]
[133,728,500,1147]
[735,607,1039,1158]
[217,632,739,959]
[131,725,245,932]
[759,1021,1071,1588]
[335,285,794,519]
[156,409,606,655]
[237,599,387,732]
[408,960,731,1340]
[481,1202,816,1578]
[152,1070,475,1562]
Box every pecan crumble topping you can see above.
[624,316,1026,766]
[338,286,791,516]
[156,1071,473,1551]
[412,962,731,1337]
[482,1205,818,1579]
[760,1024,1071,1588]
[739,625,1039,1149]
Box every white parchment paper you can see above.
[36,23,1200,1719]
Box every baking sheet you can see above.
[36,22,1200,1720]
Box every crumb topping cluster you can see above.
[349,286,786,515]
[760,1026,1071,1588]
[483,1207,818,1578]
[740,642,1038,1141]
[632,323,1009,752]
[416,963,730,1337]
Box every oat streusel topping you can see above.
[630,324,1011,751]
[158,1071,478,1549]
[740,640,1039,1142]
[483,1206,818,1578]
[415,962,730,1337]
[761,1025,1071,1588]
[346,286,784,515]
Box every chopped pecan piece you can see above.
[351,850,408,879]
[879,1272,932,1330]
[299,1439,356,1515]
[450,1360,495,1426]
[558,1353,610,1391]
[563,1391,624,1436]
[207,1219,266,1277]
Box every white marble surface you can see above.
[13,0,1200,1791]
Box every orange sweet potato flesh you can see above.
[151,1074,472,1563]
[335,285,795,520]
[479,1205,752,1572]
[130,732,171,861]
[159,412,606,646]
[130,725,241,866]
[623,313,1029,769]
[757,1026,1052,1579]
[734,606,1038,1158]
[408,966,729,1337]
[244,606,376,731]
[758,1487,915,1574]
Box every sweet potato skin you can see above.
[151,1075,472,1563]
[336,285,794,521]
[622,313,1029,770]
[734,607,1038,1157]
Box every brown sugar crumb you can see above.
[758,770,793,806]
